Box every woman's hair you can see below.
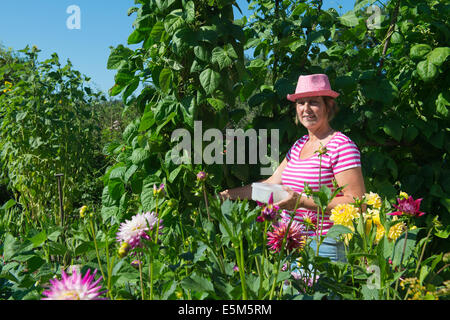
[322,96,339,121]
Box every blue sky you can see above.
[0,0,361,96]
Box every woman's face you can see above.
[295,96,329,131]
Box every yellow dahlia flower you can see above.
[388,217,406,241]
[365,192,382,209]
[330,203,360,228]
[364,209,385,243]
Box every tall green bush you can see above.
[0,46,105,227]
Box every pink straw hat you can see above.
[286,74,339,102]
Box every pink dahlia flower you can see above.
[256,193,280,222]
[42,268,107,300]
[389,196,426,217]
[116,211,163,250]
[267,220,306,253]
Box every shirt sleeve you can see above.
[331,138,361,175]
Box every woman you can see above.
[220,74,366,262]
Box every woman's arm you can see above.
[219,158,289,200]
[275,166,366,212]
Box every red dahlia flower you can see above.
[389,196,426,217]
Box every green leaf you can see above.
[339,11,359,27]
[383,119,402,142]
[108,178,125,201]
[139,111,156,132]
[150,21,165,42]
[436,92,450,118]
[109,165,127,181]
[164,11,185,35]
[194,46,210,62]
[206,97,226,111]
[123,78,139,104]
[107,45,133,70]
[3,233,21,260]
[181,273,214,293]
[291,3,308,16]
[199,68,220,95]
[185,1,195,23]
[159,68,172,93]
[28,231,47,248]
[1,199,16,211]
[417,60,438,82]
[101,206,119,224]
[128,29,144,44]
[428,47,450,67]
[391,228,419,267]
[140,184,155,212]
[410,44,432,61]
[109,83,126,96]
[168,166,182,183]
[131,148,150,165]
[403,126,419,143]
[75,241,95,255]
[325,224,353,240]
[211,47,232,70]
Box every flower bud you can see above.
[118,242,131,258]
[315,144,328,156]
[443,252,450,264]
[153,183,165,196]
[399,191,409,200]
[131,260,142,268]
[79,205,88,218]
[196,171,207,182]
[167,199,176,208]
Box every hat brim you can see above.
[287,90,340,102]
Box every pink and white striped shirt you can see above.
[281,132,361,236]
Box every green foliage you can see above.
[0,46,105,225]
[1,0,449,301]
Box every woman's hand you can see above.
[274,186,302,211]
[219,189,231,201]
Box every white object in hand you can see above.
[251,183,289,204]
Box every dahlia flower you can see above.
[330,203,360,228]
[42,268,107,300]
[196,171,207,181]
[364,209,385,243]
[267,220,306,253]
[388,218,406,241]
[365,192,382,209]
[116,211,163,250]
[256,193,280,222]
[389,196,425,217]
[299,211,317,228]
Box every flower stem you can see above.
[415,227,433,275]
[394,223,409,296]
[202,185,211,221]
[234,245,248,300]
[138,256,145,300]
[149,253,154,300]
[89,220,106,283]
